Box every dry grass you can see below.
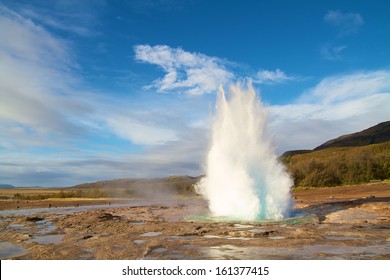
[0,188,64,198]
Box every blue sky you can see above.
[1,0,390,187]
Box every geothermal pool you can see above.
[0,189,389,260]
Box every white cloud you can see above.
[0,5,70,67]
[0,6,182,150]
[324,10,364,36]
[134,44,234,95]
[267,71,390,153]
[254,69,294,84]
[4,0,103,37]
[300,71,390,104]
[106,115,177,145]
[0,4,81,141]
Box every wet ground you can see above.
[0,184,389,259]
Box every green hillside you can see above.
[282,141,390,188]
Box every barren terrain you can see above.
[1,183,389,259]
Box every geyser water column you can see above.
[195,83,293,221]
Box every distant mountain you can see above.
[281,121,390,158]
[0,184,15,188]
[314,121,390,150]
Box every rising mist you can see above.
[195,83,293,220]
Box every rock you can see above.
[98,213,122,221]
[26,216,44,222]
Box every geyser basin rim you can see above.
[186,213,319,225]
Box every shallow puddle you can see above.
[325,236,362,241]
[152,247,167,254]
[35,220,56,234]
[8,223,24,228]
[8,223,26,233]
[203,245,296,259]
[204,235,224,239]
[204,234,254,240]
[268,236,285,240]
[140,232,162,237]
[200,241,390,260]
[129,222,145,225]
[168,235,198,240]
[144,247,182,260]
[31,234,64,245]
[144,247,167,260]
[233,224,254,229]
[227,237,254,240]
[0,241,28,259]
[248,228,269,233]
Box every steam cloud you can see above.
[195,83,293,220]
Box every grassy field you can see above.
[282,141,390,188]
[0,188,64,198]
[0,187,107,200]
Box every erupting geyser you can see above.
[195,83,293,221]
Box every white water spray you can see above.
[195,83,293,221]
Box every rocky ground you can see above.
[0,183,389,260]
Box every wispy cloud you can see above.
[300,71,390,104]
[324,10,364,36]
[253,69,295,84]
[4,0,102,37]
[320,43,347,61]
[0,5,70,67]
[134,44,234,95]
[19,7,93,37]
[267,71,390,153]
[0,6,184,151]
[0,4,210,186]
[0,4,81,140]
[105,115,178,145]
